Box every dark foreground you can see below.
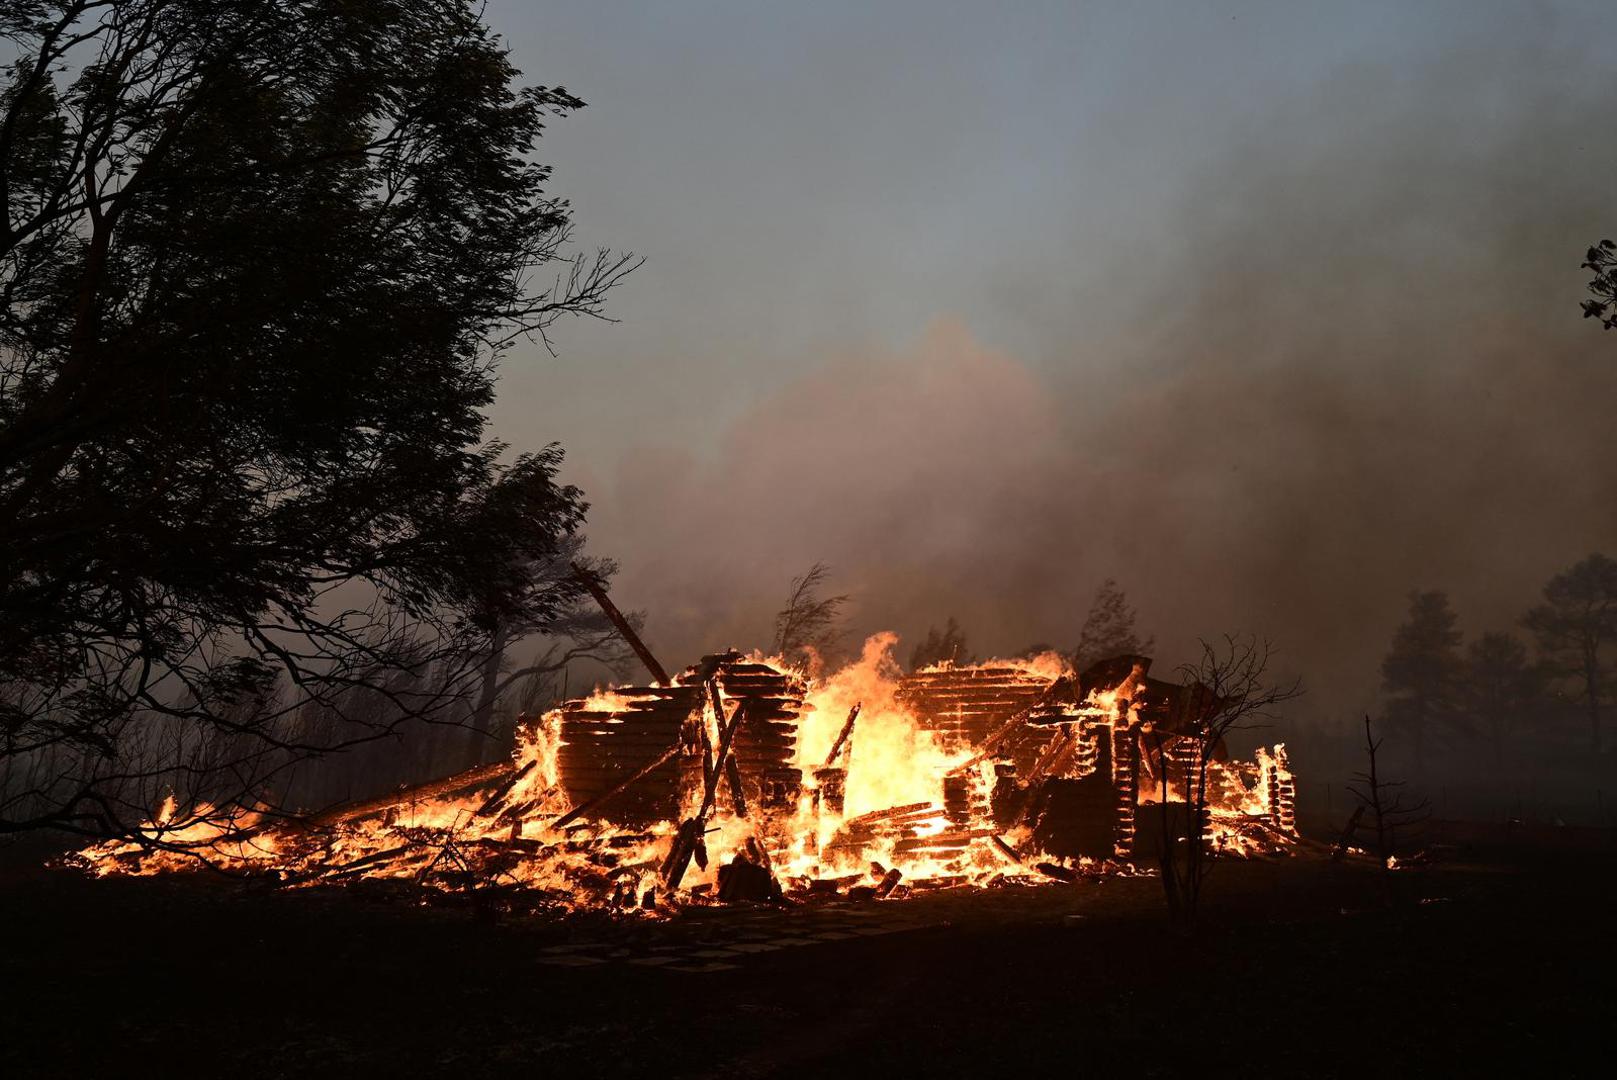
[3,826,1613,1078]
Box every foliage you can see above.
[460,538,637,767]
[908,616,974,671]
[1580,239,1617,328]
[1073,578,1154,672]
[1522,552,1617,753]
[1379,590,1465,771]
[771,562,850,666]
[1464,630,1542,769]
[0,1,636,837]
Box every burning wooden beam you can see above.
[570,562,670,685]
[709,677,749,818]
[822,702,862,768]
[662,698,749,889]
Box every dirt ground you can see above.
[3,825,1613,1078]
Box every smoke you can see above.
[581,36,1617,716]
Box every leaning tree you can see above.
[0,1,637,839]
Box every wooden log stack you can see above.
[555,686,701,826]
[896,665,1059,764]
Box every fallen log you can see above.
[1332,805,1367,863]
[305,761,516,829]
[323,843,416,878]
[475,759,538,818]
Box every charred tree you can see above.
[1346,715,1431,903]
[1148,635,1302,926]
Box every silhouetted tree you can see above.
[1380,590,1464,773]
[772,562,850,667]
[909,617,974,670]
[0,1,637,839]
[1073,579,1155,672]
[460,537,636,768]
[1522,553,1617,753]
[1347,715,1430,902]
[1464,631,1542,770]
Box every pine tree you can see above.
[1522,553,1617,753]
[1380,590,1464,773]
[909,617,974,670]
[1464,631,1542,770]
[1073,579,1155,672]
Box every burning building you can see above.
[78,630,1298,912]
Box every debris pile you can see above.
[77,631,1299,913]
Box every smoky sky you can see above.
[477,3,1617,708]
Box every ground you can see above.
[2,826,1612,1078]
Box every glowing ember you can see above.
[73,634,1297,913]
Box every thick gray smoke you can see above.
[580,40,1617,724]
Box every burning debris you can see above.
[75,627,1298,913]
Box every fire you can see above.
[73,634,1297,913]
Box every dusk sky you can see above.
[479,1,1617,705]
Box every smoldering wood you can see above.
[475,759,539,818]
[303,761,516,829]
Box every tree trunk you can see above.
[1412,712,1425,777]
[1588,693,1602,755]
[1585,650,1602,755]
[468,628,510,768]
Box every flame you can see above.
[74,634,1297,913]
